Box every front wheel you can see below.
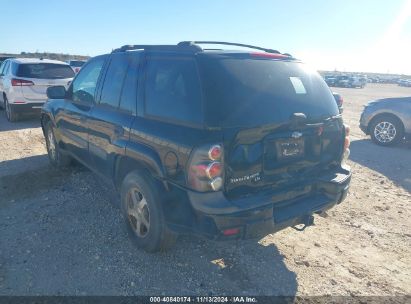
[120,171,177,252]
[370,116,404,146]
[44,120,72,167]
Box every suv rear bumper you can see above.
[183,166,351,240]
[10,102,44,115]
[359,123,368,134]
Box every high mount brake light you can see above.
[188,144,224,192]
[250,52,289,59]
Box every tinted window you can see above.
[16,63,75,79]
[144,57,202,125]
[2,61,10,75]
[198,56,339,127]
[119,54,140,113]
[0,61,6,75]
[100,54,129,108]
[72,56,106,104]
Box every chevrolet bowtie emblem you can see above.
[291,131,303,138]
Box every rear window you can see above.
[16,63,75,79]
[197,56,339,127]
[69,61,85,67]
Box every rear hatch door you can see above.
[16,63,74,101]
[197,53,344,197]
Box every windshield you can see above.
[198,56,339,127]
[16,63,75,79]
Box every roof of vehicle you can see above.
[111,41,296,59]
[10,58,70,65]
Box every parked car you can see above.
[41,41,351,252]
[0,58,74,122]
[332,92,344,113]
[324,75,337,86]
[335,75,350,87]
[67,60,86,73]
[349,76,366,88]
[398,79,411,87]
[335,75,366,88]
[360,97,411,146]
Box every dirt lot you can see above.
[0,84,410,296]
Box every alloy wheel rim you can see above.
[126,187,150,238]
[47,129,57,160]
[5,100,10,120]
[374,121,396,143]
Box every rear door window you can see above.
[0,61,6,75]
[119,54,141,114]
[16,63,75,79]
[2,61,10,75]
[100,54,129,108]
[144,57,203,125]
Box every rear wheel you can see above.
[0,94,5,109]
[5,96,19,122]
[120,171,177,252]
[370,115,404,146]
[44,120,72,167]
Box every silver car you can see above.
[360,97,411,146]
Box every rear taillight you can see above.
[11,78,34,86]
[188,144,224,192]
[208,145,222,160]
[75,68,80,73]
[343,124,350,161]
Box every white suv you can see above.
[0,58,74,122]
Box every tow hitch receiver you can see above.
[292,215,315,231]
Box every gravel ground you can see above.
[0,84,410,296]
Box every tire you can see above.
[5,96,19,122]
[0,94,5,110]
[370,115,404,146]
[120,171,177,252]
[44,120,72,167]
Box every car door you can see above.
[57,55,108,164]
[0,60,10,105]
[87,52,140,178]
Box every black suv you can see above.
[41,41,351,252]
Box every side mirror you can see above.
[47,86,66,99]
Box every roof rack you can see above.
[111,44,202,53]
[112,41,287,56]
[178,41,281,54]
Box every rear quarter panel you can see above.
[127,117,221,186]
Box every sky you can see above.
[2,0,411,74]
